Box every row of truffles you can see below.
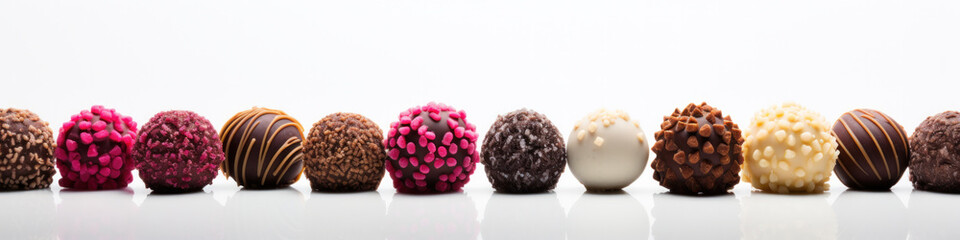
[5,103,960,195]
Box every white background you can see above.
[2,0,960,239]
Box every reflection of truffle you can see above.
[651,103,744,195]
[741,103,838,193]
[567,109,649,192]
[566,192,649,240]
[303,113,385,192]
[133,110,225,193]
[220,107,304,189]
[387,193,479,239]
[740,193,836,240]
[909,111,960,193]
[481,109,566,193]
[832,109,909,190]
[834,190,906,240]
[483,193,565,239]
[653,193,740,239]
[55,105,138,190]
[0,108,56,190]
[384,102,479,193]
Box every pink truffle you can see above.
[132,110,225,193]
[385,102,479,193]
[55,105,138,190]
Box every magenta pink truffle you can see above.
[55,105,138,190]
[384,102,479,193]
[132,110,225,193]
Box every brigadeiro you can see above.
[910,111,960,193]
[567,108,649,192]
[832,109,909,190]
[741,102,839,193]
[55,105,138,190]
[0,108,56,190]
[303,112,385,192]
[132,110,225,193]
[384,102,479,193]
[481,109,566,193]
[220,107,304,189]
[651,103,744,195]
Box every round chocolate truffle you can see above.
[384,102,479,193]
[132,110,226,193]
[55,105,138,190]
[220,107,305,189]
[0,108,56,190]
[567,109,649,192]
[481,109,566,193]
[741,102,839,193]
[909,111,960,193]
[832,109,909,190]
[303,112,385,192]
[651,103,744,195]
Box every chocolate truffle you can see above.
[132,110,226,193]
[567,109,649,192]
[220,107,305,189]
[0,108,56,190]
[741,103,839,193]
[832,109,909,190]
[909,111,960,193]
[303,112,385,192]
[384,102,479,193]
[481,109,566,193]
[651,103,744,195]
[55,105,138,190]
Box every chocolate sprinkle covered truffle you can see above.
[832,109,909,190]
[909,111,960,193]
[651,103,744,195]
[303,112,385,192]
[133,110,226,193]
[0,108,56,190]
[481,109,566,193]
[220,107,304,189]
[567,109,649,192]
[55,105,138,190]
[384,102,480,193]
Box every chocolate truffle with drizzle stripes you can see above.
[220,107,304,189]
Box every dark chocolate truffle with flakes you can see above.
[910,111,960,193]
[481,109,566,193]
[220,107,305,189]
[133,110,225,193]
[303,112,386,192]
[832,109,909,190]
[0,108,57,190]
[651,103,744,195]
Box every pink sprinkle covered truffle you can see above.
[385,102,479,193]
[55,105,138,190]
[132,110,225,193]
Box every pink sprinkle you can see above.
[411,107,422,116]
[467,143,476,154]
[98,155,110,166]
[121,134,134,147]
[101,111,113,123]
[79,121,92,130]
[424,153,435,163]
[388,149,400,160]
[87,145,98,157]
[397,136,406,148]
[419,165,429,174]
[66,139,78,151]
[62,122,75,131]
[94,130,109,139]
[91,105,104,114]
[439,175,448,182]
[438,146,447,157]
[447,158,457,167]
[465,156,472,165]
[389,138,396,147]
[449,145,458,154]
[460,139,469,149]
[425,131,436,140]
[382,138,389,148]
[406,142,415,154]
[109,146,122,156]
[394,170,403,178]
[109,130,122,142]
[404,179,415,189]
[70,159,81,172]
[385,161,394,172]
[388,128,397,138]
[415,180,427,187]
[81,111,94,121]
[436,181,449,192]
[466,130,478,141]
[428,143,437,153]
[411,117,423,131]
[434,159,444,168]
[467,122,476,131]
[400,116,412,124]
[398,157,409,168]
[390,122,398,129]
[417,126,428,135]
[409,157,419,167]
[113,121,124,132]
[55,148,67,160]
[447,119,459,129]
[448,112,460,119]
[453,166,463,178]
[418,136,428,147]
[429,112,441,121]
[70,114,79,122]
[453,128,465,139]
[398,127,411,135]
[413,173,426,180]
[442,132,453,145]
[80,132,93,144]
[92,121,107,132]
[458,110,467,119]
[69,152,81,161]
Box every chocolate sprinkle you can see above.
[303,112,385,192]
[481,109,566,193]
[0,108,56,190]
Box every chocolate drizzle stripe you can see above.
[219,108,304,187]
[832,135,864,188]
[847,112,885,180]
[875,111,908,172]
[861,114,894,178]
[263,138,301,186]
[839,114,882,180]
[836,119,871,177]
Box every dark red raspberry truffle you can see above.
[55,105,138,190]
[0,108,57,190]
[384,102,479,193]
[481,109,566,193]
[132,110,225,193]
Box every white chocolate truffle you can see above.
[567,109,649,191]
[741,103,839,193]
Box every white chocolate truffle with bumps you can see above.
[567,109,649,192]
[741,103,839,193]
